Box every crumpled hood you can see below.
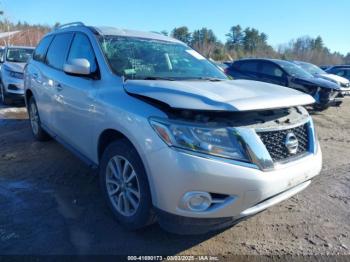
[124,79,315,111]
[318,73,350,86]
[296,76,341,90]
[3,62,26,73]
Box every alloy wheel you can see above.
[29,102,39,135]
[106,155,141,217]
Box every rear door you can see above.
[51,32,100,159]
[257,61,288,86]
[41,32,74,133]
[26,35,54,126]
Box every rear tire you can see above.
[0,82,12,105]
[99,139,155,230]
[28,96,51,141]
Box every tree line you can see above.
[165,25,350,65]
[0,18,349,66]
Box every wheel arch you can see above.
[25,89,34,109]
[97,128,157,205]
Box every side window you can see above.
[261,62,283,77]
[67,33,97,73]
[334,70,345,77]
[46,33,73,70]
[238,61,259,73]
[33,35,53,62]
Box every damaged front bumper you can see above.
[145,108,322,234]
[314,88,343,107]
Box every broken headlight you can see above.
[150,118,249,162]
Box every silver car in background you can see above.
[24,23,322,234]
[0,46,5,72]
[0,46,34,105]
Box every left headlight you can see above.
[150,118,249,162]
[5,69,23,79]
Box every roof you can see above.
[292,60,309,65]
[234,58,296,65]
[93,26,182,43]
[329,65,350,68]
[6,45,35,49]
[50,23,184,44]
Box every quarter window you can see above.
[33,35,53,62]
[45,33,73,70]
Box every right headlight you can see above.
[150,118,249,162]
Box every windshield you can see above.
[99,36,227,80]
[297,62,325,75]
[275,60,313,79]
[6,48,34,63]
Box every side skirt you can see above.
[41,123,99,169]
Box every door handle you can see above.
[55,83,63,91]
[33,73,38,79]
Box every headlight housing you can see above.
[5,69,24,79]
[150,118,249,162]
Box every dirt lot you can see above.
[0,99,349,257]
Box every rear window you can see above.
[45,33,73,70]
[33,35,54,62]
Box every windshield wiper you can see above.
[189,77,224,82]
[140,76,175,81]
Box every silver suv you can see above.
[0,46,34,105]
[24,22,322,234]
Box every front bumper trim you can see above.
[240,180,311,217]
[156,180,312,235]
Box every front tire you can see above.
[28,97,51,141]
[99,139,155,230]
[0,82,12,105]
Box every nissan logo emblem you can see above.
[285,132,299,154]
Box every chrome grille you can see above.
[257,124,309,162]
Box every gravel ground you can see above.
[0,99,349,257]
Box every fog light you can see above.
[181,192,212,212]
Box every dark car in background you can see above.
[225,58,343,110]
[326,65,350,81]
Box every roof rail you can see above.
[54,22,85,31]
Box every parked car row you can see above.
[224,58,349,110]
[0,45,34,105]
[0,22,344,234]
[325,65,350,81]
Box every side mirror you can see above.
[63,58,90,76]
